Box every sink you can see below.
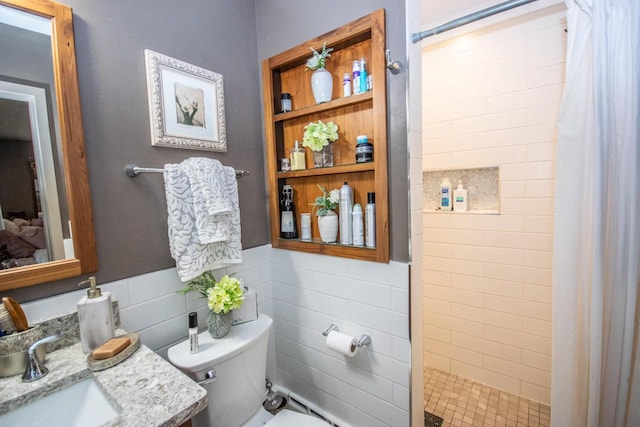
[0,376,122,427]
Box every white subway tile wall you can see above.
[421,4,567,405]
[21,245,413,426]
[271,249,411,426]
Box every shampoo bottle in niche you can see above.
[77,276,115,354]
[440,177,452,211]
[453,180,468,212]
[339,182,354,245]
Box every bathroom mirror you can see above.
[0,0,97,290]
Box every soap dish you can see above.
[87,333,140,371]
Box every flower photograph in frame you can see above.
[144,49,227,152]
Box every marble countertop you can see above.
[0,332,207,426]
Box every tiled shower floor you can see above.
[424,368,551,427]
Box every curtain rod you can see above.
[124,164,250,178]
[412,0,538,43]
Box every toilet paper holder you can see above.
[322,324,372,348]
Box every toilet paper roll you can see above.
[325,330,359,357]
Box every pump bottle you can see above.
[453,180,468,212]
[77,276,115,354]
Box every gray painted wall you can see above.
[8,0,267,301]
[7,0,409,302]
[255,0,410,262]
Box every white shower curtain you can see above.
[552,0,640,426]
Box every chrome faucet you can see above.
[22,334,61,382]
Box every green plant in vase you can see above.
[179,271,244,338]
[310,184,340,243]
[305,42,333,71]
[302,120,338,167]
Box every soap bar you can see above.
[92,336,131,360]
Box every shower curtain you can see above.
[552,0,640,426]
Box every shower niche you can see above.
[423,166,500,214]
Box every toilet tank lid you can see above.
[168,313,272,373]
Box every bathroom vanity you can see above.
[0,332,207,426]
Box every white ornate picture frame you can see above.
[144,49,227,152]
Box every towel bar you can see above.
[125,164,250,178]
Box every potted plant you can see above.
[302,120,339,167]
[306,42,334,104]
[310,184,340,243]
[179,271,244,338]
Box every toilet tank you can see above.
[168,313,273,427]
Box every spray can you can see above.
[339,182,353,245]
[365,192,376,248]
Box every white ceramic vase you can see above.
[311,67,333,104]
[317,210,338,243]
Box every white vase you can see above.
[317,210,338,243]
[311,68,333,104]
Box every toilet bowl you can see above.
[168,313,328,427]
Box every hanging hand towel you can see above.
[163,160,242,282]
[182,157,233,244]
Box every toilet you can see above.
[168,313,328,427]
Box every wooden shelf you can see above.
[278,162,374,178]
[262,9,389,263]
[273,92,373,122]
[277,238,379,261]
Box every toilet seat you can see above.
[264,409,329,426]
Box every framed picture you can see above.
[144,49,227,152]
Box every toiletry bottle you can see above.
[352,60,361,94]
[343,73,351,97]
[77,276,115,354]
[281,93,292,113]
[189,312,198,354]
[352,204,364,246]
[280,184,297,239]
[355,135,373,163]
[440,177,452,211]
[290,140,306,171]
[359,58,367,95]
[453,180,468,212]
[339,182,354,245]
[301,213,312,241]
[366,192,376,248]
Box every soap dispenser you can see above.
[453,180,468,212]
[77,276,115,354]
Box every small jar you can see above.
[355,135,373,163]
[281,93,292,113]
[280,158,291,171]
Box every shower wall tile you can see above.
[421,6,563,405]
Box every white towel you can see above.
[163,159,242,282]
[182,157,233,244]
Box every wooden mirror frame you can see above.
[0,0,97,290]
